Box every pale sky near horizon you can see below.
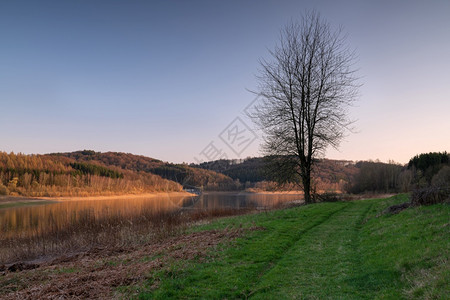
[1,0,449,165]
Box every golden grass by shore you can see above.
[0,191,196,204]
[38,191,196,202]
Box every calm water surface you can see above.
[0,192,303,238]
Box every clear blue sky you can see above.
[1,0,449,164]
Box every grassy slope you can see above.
[138,195,449,299]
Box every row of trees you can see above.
[345,161,404,194]
[407,152,449,186]
[345,153,450,194]
[69,162,123,179]
[195,152,449,195]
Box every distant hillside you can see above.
[0,151,182,197]
[50,150,238,190]
[194,157,359,192]
[3,150,433,196]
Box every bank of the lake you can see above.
[38,191,196,201]
[0,196,57,209]
[0,191,196,209]
[1,194,448,299]
[0,190,301,210]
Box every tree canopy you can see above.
[250,12,359,203]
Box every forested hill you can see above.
[0,151,182,197]
[49,150,238,190]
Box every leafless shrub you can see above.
[411,186,450,206]
[316,192,340,202]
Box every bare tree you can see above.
[250,12,359,204]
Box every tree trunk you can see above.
[302,173,313,204]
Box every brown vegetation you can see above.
[0,152,182,197]
[0,204,249,266]
[410,186,450,206]
[1,226,260,299]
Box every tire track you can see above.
[249,201,374,298]
[246,202,352,297]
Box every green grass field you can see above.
[138,195,449,299]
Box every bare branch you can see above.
[249,11,359,203]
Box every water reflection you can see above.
[0,192,303,239]
[190,192,303,210]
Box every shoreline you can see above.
[245,190,304,195]
[0,191,196,206]
[37,191,196,201]
[202,190,304,195]
[0,196,58,209]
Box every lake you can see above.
[0,192,303,239]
